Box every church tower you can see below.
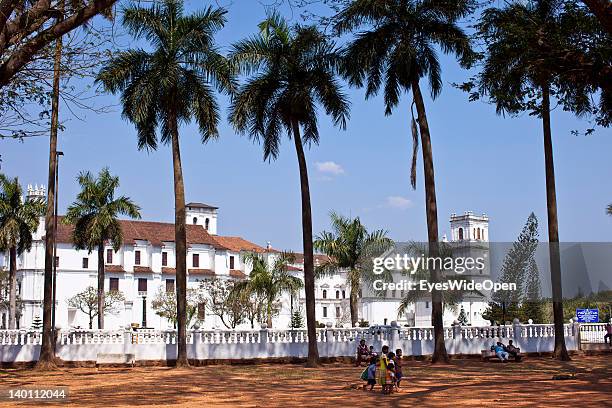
[185,202,218,235]
[450,211,489,242]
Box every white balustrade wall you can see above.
[0,323,584,364]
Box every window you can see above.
[197,303,206,320]
[109,278,119,292]
[106,249,113,264]
[229,256,235,269]
[192,254,199,268]
[425,301,430,309]
[458,228,463,240]
[54,256,59,267]
[336,290,340,299]
[135,250,141,265]
[166,279,175,293]
[322,289,327,299]
[323,307,327,318]
[342,290,346,299]
[193,217,198,225]
[477,228,481,240]
[336,306,340,317]
[205,218,210,231]
[138,278,147,292]
[162,252,168,267]
[82,257,88,268]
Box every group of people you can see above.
[357,340,404,394]
[491,340,522,362]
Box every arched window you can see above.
[192,217,198,225]
[458,228,463,240]
[342,290,346,299]
[477,228,481,240]
[205,218,210,231]
[335,290,340,299]
[322,289,327,299]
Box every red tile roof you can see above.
[188,269,215,276]
[285,265,303,272]
[133,266,152,273]
[229,269,247,279]
[55,216,227,249]
[292,253,331,266]
[161,267,176,275]
[212,236,268,253]
[105,265,125,273]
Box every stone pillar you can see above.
[325,322,334,358]
[389,321,399,351]
[259,324,268,359]
[452,320,462,339]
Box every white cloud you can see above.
[385,196,413,210]
[315,161,345,176]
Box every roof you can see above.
[54,217,228,249]
[186,202,218,210]
[292,253,331,266]
[105,265,125,273]
[133,266,152,274]
[212,236,268,253]
[286,265,303,272]
[188,269,215,276]
[229,269,247,279]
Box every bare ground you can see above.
[0,355,609,407]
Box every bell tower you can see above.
[185,202,218,235]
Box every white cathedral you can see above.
[0,185,491,331]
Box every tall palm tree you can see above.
[334,0,474,363]
[96,0,233,367]
[63,168,140,329]
[0,176,45,329]
[471,0,608,361]
[229,13,350,367]
[314,212,393,326]
[234,252,303,328]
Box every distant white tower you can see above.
[450,211,489,242]
[26,184,46,202]
[185,202,218,235]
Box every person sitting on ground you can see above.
[393,348,403,389]
[384,353,396,394]
[356,339,370,366]
[605,322,612,346]
[491,342,509,362]
[504,340,521,361]
[377,345,390,388]
[369,345,377,357]
[362,356,378,391]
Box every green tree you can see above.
[31,315,43,330]
[334,0,474,363]
[314,211,393,327]
[457,307,469,326]
[228,13,349,366]
[290,308,305,329]
[233,253,303,329]
[520,258,546,323]
[0,175,45,329]
[63,168,140,330]
[96,0,234,367]
[151,286,204,329]
[201,278,246,329]
[467,0,611,360]
[67,286,125,329]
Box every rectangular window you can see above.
[109,277,119,292]
[192,254,199,268]
[106,249,113,264]
[82,257,89,269]
[138,278,147,292]
[166,279,175,293]
[162,252,168,267]
[425,301,430,309]
[54,256,59,267]
[134,250,141,265]
[336,307,340,317]
[323,307,328,318]
[197,303,206,320]
[229,256,235,269]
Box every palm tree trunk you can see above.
[37,24,63,369]
[169,105,189,368]
[267,301,273,329]
[412,79,448,364]
[97,243,105,329]
[292,119,320,367]
[349,274,358,327]
[541,83,570,361]
[8,246,17,329]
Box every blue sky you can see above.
[1,0,611,250]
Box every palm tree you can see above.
[0,176,45,329]
[234,252,303,328]
[470,0,607,361]
[229,13,350,366]
[63,168,140,330]
[607,204,612,216]
[334,0,474,363]
[314,212,393,326]
[96,0,233,367]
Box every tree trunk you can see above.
[169,106,188,368]
[8,246,17,329]
[267,302,273,329]
[541,84,570,361]
[412,79,448,364]
[349,275,358,327]
[37,25,62,369]
[292,120,320,367]
[97,243,105,329]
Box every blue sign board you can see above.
[576,308,599,323]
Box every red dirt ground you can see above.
[0,355,609,407]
